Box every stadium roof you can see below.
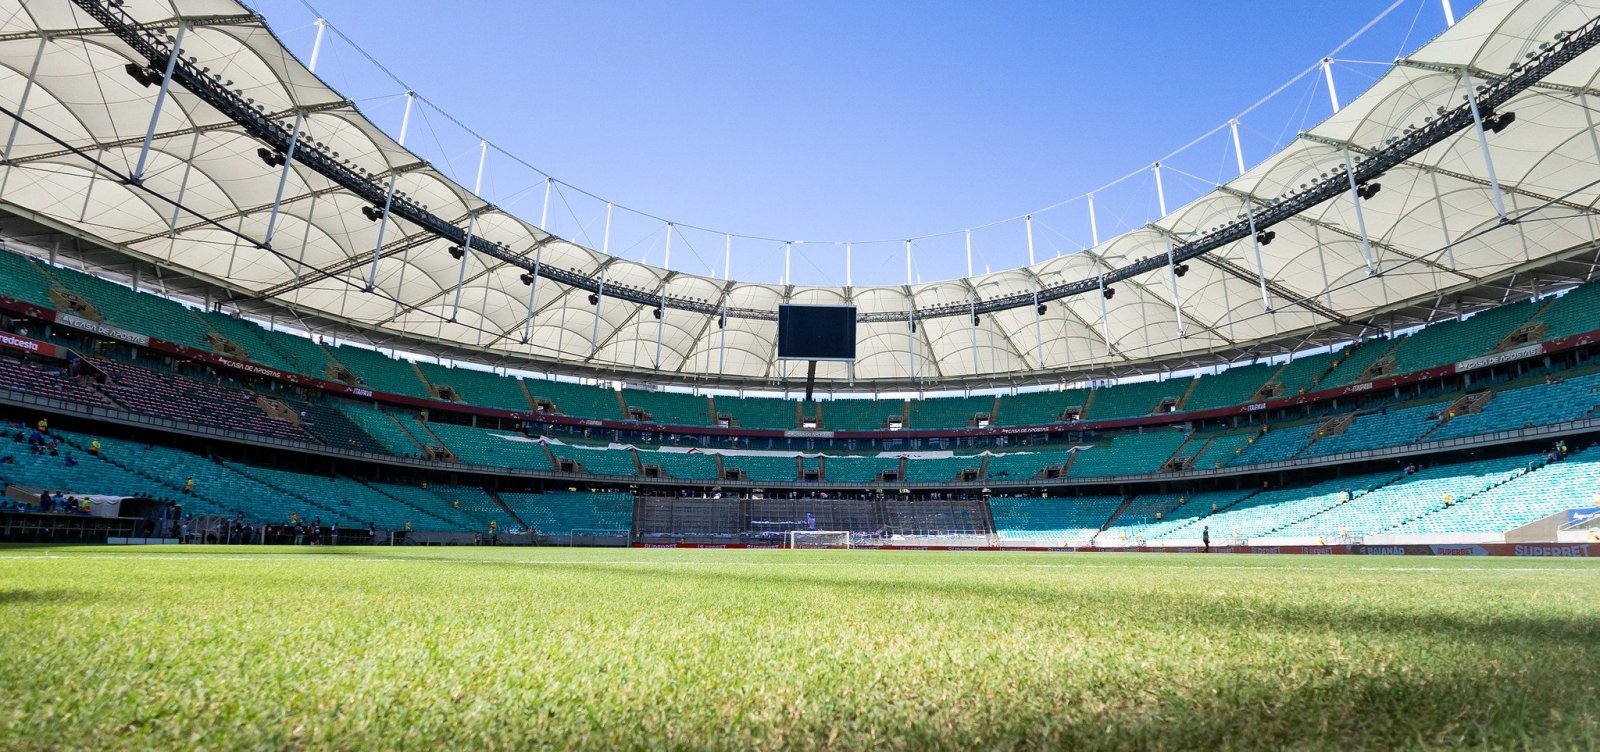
[2,0,1600,390]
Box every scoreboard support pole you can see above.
[804,360,818,402]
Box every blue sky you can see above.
[246,0,1478,286]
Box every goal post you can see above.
[785,530,852,549]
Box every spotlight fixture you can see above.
[1173,263,1190,278]
[123,63,161,88]
[587,293,600,305]
[448,245,466,260]
[1356,182,1382,200]
[1256,230,1276,246]
[971,313,981,326]
[1485,111,1516,134]
[360,205,383,222]
[1103,287,1116,300]
[1036,303,1048,315]
[717,311,727,329]
[519,273,533,286]
[256,147,286,168]
[652,305,663,320]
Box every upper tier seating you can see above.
[1301,402,1445,457]
[637,449,719,481]
[498,491,635,535]
[1273,455,1534,538]
[1085,377,1190,420]
[1265,350,1339,397]
[821,398,902,430]
[327,345,432,399]
[92,358,307,443]
[415,361,531,412]
[1388,451,1600,535]
[984,449,1070,481]
[424,420,552,470]
[198,312,306,375]
[1430,373,1600,441]
[1386,301,1539,375]
[721,454,799,482]
[254,326,339,379]
[904,455,982,484]
[0,251,63,308]
[46,264,217,351]
[995,389,1088,426]
[1182,362,1275,411]
[907,395,993,429]
[989,495,1124,542]
[718,396,796,429]
[1069,430,1191,477]
[1318,340,1397,387]
[284,399,388,454]
[1532,279,1600,341]
[548,442,637,477]
[621,388,713,426]
[825,456,901,484]
[525,379,625,420]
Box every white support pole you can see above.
[166,130,200,238]
[1430,170,1456,270]
[906,313,916,380]
[262,110,304,247]
[964,229,973,278]
[844,242,852,287]
[602,203,613,254]
[1243,202,1273,311]
[1440,0,1456,27]
[783,241,791,285]
[539,177,553,231]
[589,270,606,356]
[521,244,543,344]
[1341,148,1379,274]
[448,142,487,320]
[364,91,415,292]
[969,299,979,372]
[1087,193,1100,246]
[1461,69,1508,221]
[1229,118,1246,176]
[1025,215,1036,266]
[2,36,48,163]
[1164,233,1184,337]
[308,18,328,72]
[1321,58,1340,113]
[1097,273,1113,357]
[663,222,673,269]
[723,234,731,280]
[1152,163,1168,217]
[717,304,728,375]
[132,22,186,183]
[904,240,913,286]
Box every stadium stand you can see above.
[721,454,799,482]
[526,379,626,420]
[1318,340,1399,387]
[1301,402,1447,457]
[983,449,1070,481]
[1532,279,1600,341]
[824,456,901,483]
[638,449,720,481]
[1267,350,1339,397]
[1181,362,1275,411]
[0,251,60,308]
[904,455,982,484]
[0,357,112,405]
[989,495,1124,542]
[820,398,903,430]
[1182,472,1399,540]
[423,420,552,470]
[548,442,638,477]
[1430,373,1600,441]
[197,311,306,375]
[718,396,797,429]
[1085,377,1188,420]
[1184,430,1256,470]
[1272,455,1536,538]
[1100,489,1259,543]
[621,388,713,426]
[498,491,635,535]
[995,388,1088,426]
[335,404,425,458]
[1069,430,1190,477]
[1386,301,1539,376]
[1387,451,1599,535]
[327,345,432,399]
[907,395,993,428]
[1231,422,1317,465]
[415,361,531,411]
[45,264,217,352]
[90,358,308,443]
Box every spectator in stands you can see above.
[63,453,77,468]
[183,477,194,495]
[88,439,100,457]
[36,418,47,433]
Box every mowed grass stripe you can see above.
[1,546,1596,750]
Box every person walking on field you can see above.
[1202,525,1211,553]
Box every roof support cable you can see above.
[363,91,415,293]
[1164,231,1185,338]
[1429,170,1457,271]
[261,110,303,248]
[131,21,184,184]
[1462,68,1509,222]
[1,36,48,164]
[520,242,543,345]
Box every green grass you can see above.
[1,546,1597,750]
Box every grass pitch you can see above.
[1,547,1597,750]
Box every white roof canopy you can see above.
[1,0,1599,388]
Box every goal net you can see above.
[785,530,852,549]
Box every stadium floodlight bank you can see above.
[786,531,853,549]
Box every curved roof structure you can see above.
[1,0,1599,389]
